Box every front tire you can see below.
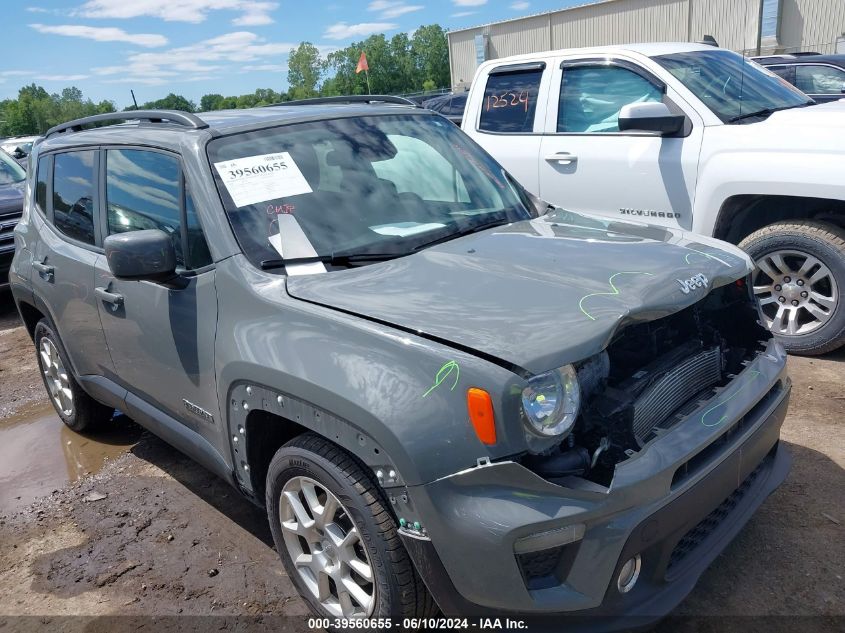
[34,318,113,432]
[740,220,845,355]
[265,433,434,619]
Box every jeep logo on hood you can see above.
[677,273,709,294]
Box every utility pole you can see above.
[756,0,764,55]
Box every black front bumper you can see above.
[401,386,791,630]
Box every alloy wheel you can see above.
[279,476,376,617]
[40,337,74,417]
[752,249,838,336]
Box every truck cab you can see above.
[462,42,845,356]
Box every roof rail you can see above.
[266,95,421,108]
[45,109,208,139]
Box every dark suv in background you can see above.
[0,149,25,288]
[755,53,845,103]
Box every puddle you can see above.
[0,402,142,513]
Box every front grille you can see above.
[667,457,767,574]
[631,347,721,441]
[0,213,19,249]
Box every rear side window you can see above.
[35,156,49,214]
[479,68,542,133]
[105,148,212,269]
[53,151,96,245]
[795,64,845,95]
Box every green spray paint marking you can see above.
[579,271,655,321]
[422,360,460,398]
[700,370,762,427]
[684,247,731,267]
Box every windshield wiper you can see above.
[412,217,510,251]
[260,251,404,270]
[728,103,811,123]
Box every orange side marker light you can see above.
[467,388,496,445]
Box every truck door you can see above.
[538,56,702,230]
[465,60,555,194]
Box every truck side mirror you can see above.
[104,229,177,282]
[618,102,685,136]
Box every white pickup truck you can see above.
[461,42,845,355]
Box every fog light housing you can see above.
[616,554,641,594]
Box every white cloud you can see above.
[367,0,423,19]
[453,0,486,6]
[37,74,90,81]
[510,1,529,9]
[451,11,476,17]
[1,70,36,77]
[26,6,49,12]
[323,21,397,40]
[30,23,168,47]
[76,0,278,26]
[92,31,307,86]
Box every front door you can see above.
[93,147,219,438]
[538,57,702,231]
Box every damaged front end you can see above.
[402,277,791,617]
[520,277,770,489]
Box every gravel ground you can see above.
[0,290,842,633]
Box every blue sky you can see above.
[1,0,590,108]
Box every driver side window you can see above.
[558,65,662,133]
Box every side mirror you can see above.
[618,102,685,136]
[104,229,177,281]
[12,147,25,159]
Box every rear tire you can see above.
[34,318,113,432]
[265,433,435,620]
[740,220,845,355]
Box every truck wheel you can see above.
[266,433,435,620]
[33,318,114,432]
[740,220,845,355]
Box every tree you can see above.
[0,84,116,136]
[141,93,196,112]
[200,93,225,111]
[287,42,323,99]
[411,25,449,90]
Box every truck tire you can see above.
[33,318,114,432]
[740,220,845,355]
[266,433,435,620]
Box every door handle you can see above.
[545,152,578,164]
[95,286,124,309]
[33,260,54,280]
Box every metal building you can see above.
[447,0,845,89]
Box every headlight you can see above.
[521,365,581,437]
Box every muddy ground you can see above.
[0,288,842,632]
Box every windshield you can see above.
[0,150,25,184]
[654,49,813,123]
[208,114,531,270]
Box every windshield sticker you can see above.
[700,370,762,427]
[214,152,312,208]
[370,222,446,237]
[579,271,655,321]
[422,361,460,398]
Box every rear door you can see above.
[466,60,554,195]
[93,147,220,439]
[537,56,702,230]
[30,149,115,379]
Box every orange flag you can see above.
[356,52,369,74]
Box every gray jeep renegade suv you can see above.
[10,98,791,625]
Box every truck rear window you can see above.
[478,68,542,133]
